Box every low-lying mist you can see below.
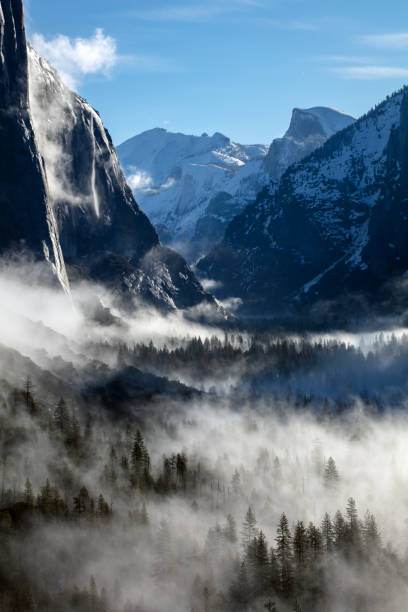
[1,255,408,611]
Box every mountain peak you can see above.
[285,106,355,141]
[197,87,408,321]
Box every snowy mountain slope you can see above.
[265,106,355,181]
[0,0,215,312]
[117,129,268,260]
[118,108,354,261]
[197,89,408,320]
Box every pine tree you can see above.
[334,510,346,552]
[231,469,241,494]
[130,430,150,486]
[24,376,34,413]
[324,457,339,489]
[275,513,293,598]
[224,514,237,543]
[345,497,361,555]
[254,531,270,596]
[321,512,335,553]
[176,453,188,491]
[230,561,250,606]
[362,510,381,552]
[97,494,110,517]
[293,521,308,570]
[67,410,81,449]
[54,398,70,434]
[307,522,322,561]
[269,548,280,592]
[242,506,258,551]
[73,486,90,519]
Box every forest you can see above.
[1,262,408,611]
[2,358,408,611]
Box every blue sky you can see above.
[23,0,408,146]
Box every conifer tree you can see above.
[276,513,293,598]
[254,531,270,596]
[334,510,346,552]
[224,514,237,543]
[324,457,339,489]
[131,430,150,486]
[345,497,361,555]
[362,510,381,552]
[269,548,280,593]
[176,453,188,491]
[321,512,335,553]
[293,521,308,570]
[231,469,241,494]
[230,561,250,606]
[242,506,258,551]
[307,522,322,561]
[54,398,70,434]
[97,494,110,517]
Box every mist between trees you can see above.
[1,258,408,611]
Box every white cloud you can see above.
[332,65,408,80]
[361,32,408,49]
[126,170,177,194]
[126,169,153,191]
[200,279,223,291]
[31,29,118,88]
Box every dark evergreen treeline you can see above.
[228,499,388,611]
[1,375,408,611]
[115,332,408,404]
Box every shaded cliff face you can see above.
[27,47,159,263]
[197,89,408,322]
[264,107,355,182]
[0,0,214,311]
[0,0,68,291]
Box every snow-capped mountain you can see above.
[197,89,408,321]
[117,108,354,261]
[0,0,214,312]
[265,106,355,181]
[117,130,268,260]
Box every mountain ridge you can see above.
[117,107,354,261]
[197,86,408,322]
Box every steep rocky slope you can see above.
[0,0,213,311]
[197,89,408,321]
[117,108,354,261]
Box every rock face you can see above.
[265,106,355,182]
[0,0,213,311]
[117,129,269,261]
[117,108,354,262]
[197,89,408,321]
[0,0,67,290]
